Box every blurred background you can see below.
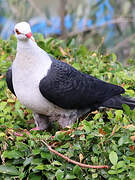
[0,0,135,62]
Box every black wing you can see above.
[6,66,16,96]
[39,57,125,110]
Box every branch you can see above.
[60,0,67,38]
[66,17,134,38]
[110,33,135,52]
[27,0,52,26]
[41,140,109,169]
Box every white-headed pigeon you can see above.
[6,22,135,130]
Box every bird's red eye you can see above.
[15,29,21,35]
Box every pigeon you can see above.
[6,21,135,130]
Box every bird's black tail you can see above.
[101,95,135,110]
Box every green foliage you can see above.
[0,34,135,179]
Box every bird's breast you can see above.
[12,54,57,115]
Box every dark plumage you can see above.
[6,67,16,96]
[39,56,125,110]
[7,56,135,113]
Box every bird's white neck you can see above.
[17,38,37,51]
[15,37,52,76]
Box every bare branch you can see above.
[60,0,67,38]
[66,17,134,38]
[41,140,109,169]
[27,0,52,26]
[110,33,135,52]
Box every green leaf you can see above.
[115,110,123,121]
[93,113,101,120]
[108,170,118,175]
[92,173,98,179]
[129,170,135,179]
[82,120,94,133]
[31,158,42,165]
[23,157,33,167]
[65,174,76,179]
[0,132,5,137]
[55,132,67,141]
[32,148,41,155]
[41,152,52,160]
[60,142,70,149]
[122,104,131,115]
[127,157,135,162]
[51,161,62,166]
[15,142,29,151]
[118,136,129,146]
[73,165,82,176]
[29,173,42,180]
[45,172,55,180]
[30,177,42,180]
[107,111,113,120]
[55,169,64,180]
[0,165,19,175]
[72,63,81,70]
[111,53,117,62]
[116,161,125,169]
[34,164,45,170]
[130,163,135,167]
[109,151,118,165]
[3,150,23,159]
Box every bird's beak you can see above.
[25,32,32,39]
[25,32,35,42]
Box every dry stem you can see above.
[41,140,109,169]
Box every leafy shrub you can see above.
[0,34,135,179]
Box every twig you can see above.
[41,140,109,169]
[66,17,134,38]
[110,33,135,52]
[60,0,67,38]
[27,0,52,26]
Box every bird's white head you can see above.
[14,22,35,41]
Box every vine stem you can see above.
[41,140,109,169]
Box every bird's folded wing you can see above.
[39,58,125,110]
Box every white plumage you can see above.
[13,38,53,113]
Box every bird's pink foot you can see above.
[13,129,31,136]
[30,127,40,131]
[13,127,42,137]
[14,132,23,136]
[23,129,31,135]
